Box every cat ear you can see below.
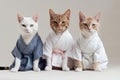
[94,12,101,22]
[17,13,23,23]
[79,11,86,22]
[49,9,55,19]
[63,9,71,20]
[32,14,39,22]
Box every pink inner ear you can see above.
[64,9,71,19]
[49,9,55,19]
[64,9,70,16]
[17,14,23,23]
[94,12,101,22]
[79,11,86,22]
[32,14,38,22]
[49,9,55,15]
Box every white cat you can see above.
[10,14,43,72]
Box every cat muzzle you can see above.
[25,29,31,33]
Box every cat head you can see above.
[17,14,38,35]
[49,9,71,33]
[79,11,101,36]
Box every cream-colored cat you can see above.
[74,12,108,71]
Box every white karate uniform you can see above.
[43,29,74,67]
[73,33,108,70]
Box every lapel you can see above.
[52,30,68,49]
[19,33,38,53]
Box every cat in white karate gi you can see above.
[74,12,108,71]
[43,9,74,71]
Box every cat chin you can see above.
[82,30,96,35]
[54,29,67,34]
[56,31,64,33]
[22,32,34,36]
[55,31,65,35]
[52,27,67,33]
[23,31,31,34]
[81,31,96,38]
[24,31,31,34]
[22,30,37,34]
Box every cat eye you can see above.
[52,21,58,25]
[62,21,65,24]
[52,21,58,26]
[30,24,34,27]
[92,24,95,26]
[21,24,26,27]
[83,23,88,27]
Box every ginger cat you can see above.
[75,11,108,71]
[44,9,74,71]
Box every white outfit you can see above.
[43,29,74,67]
[73,33,108,70]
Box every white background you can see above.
[0,0,119,68]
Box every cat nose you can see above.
[88,28,92,32]
[87,28,90,31]
[25,29,30,33]
[56,25,60,28]
[56,25,59,28]
[58,23,61,26]
[86,27,90,30]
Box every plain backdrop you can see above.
[0,0,119,68]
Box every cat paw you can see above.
[34,67,41,72]
[10,68,19,72]
[45,66,52,71]
[94,67,102,71]
[62,67,69,71]
[93,63,102,71]
[75,68,82,72]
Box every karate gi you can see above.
[10,33,46,71]
[73,33,108,70]
[43,29,74,67]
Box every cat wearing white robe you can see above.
[43,9,74,71]
[74,12,108,71]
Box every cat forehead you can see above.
[51,14,67,20]
[21,17,36,24]
[84,17,97,23]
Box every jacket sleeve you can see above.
[70,39,82,61]
[33,38,43,61]
[94,42,108,62]
[43,34,53,57]
[11,40,22,59]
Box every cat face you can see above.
[79,11,101,36]
[49,9,70,33]
[17,14,38,35]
